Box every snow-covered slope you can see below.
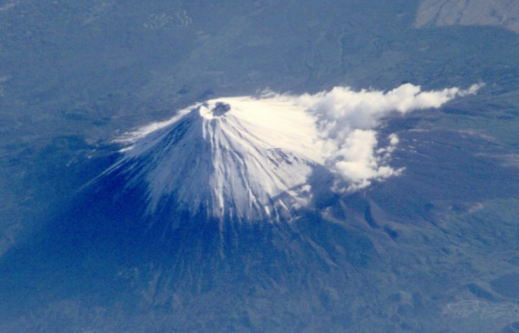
[105,98,325,222]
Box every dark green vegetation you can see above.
[1,0,519,332]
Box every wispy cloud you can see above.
[270,83,483,190]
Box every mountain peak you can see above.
[103,97,325,222]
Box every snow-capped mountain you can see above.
[103,98,327,222]
[98,84,481,223]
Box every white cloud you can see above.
[327,130,404,191]
[280,83,482,190]
[296,83,483,134]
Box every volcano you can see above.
[100,98,328,223]
[96,84,480,226]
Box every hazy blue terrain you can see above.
[1,0,519,332]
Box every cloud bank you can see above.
[272,83,482,190]
[120,83,482,194]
